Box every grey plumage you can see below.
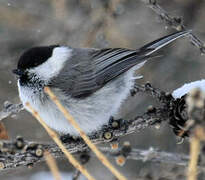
[50,30,191,98]
[14,30,191,135]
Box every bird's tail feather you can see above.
[139,30,191,56]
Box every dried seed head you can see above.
[71,136,79,141]
[122,141,131,156]
[174,17,182,24]
[155,123,161,129]
[27,163,33,169]
[16,135,23,141]
[103,131,113,140]
[123,141,130,147]
[130,89,136,96]
[15,139,24,149]
[176,25,183,31]
[80,153,90,164]
[165,92,173,100]
[28,143,38,149]
[149,0,156,5]
[145,82,151,88]
[147,105,156,113]
[115,155,126,166]
[110,142,119,150]
[0,142,4,149]
[111,121,119,128]
[35,148,44,157]
[0,148,10,153]
[0,162,5,169]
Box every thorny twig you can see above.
[140,0,205,54]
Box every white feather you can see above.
[18,61,146,135]
[29,47,72,81]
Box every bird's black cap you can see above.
[17,45,59,70]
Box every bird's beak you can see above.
[12,69,25,76]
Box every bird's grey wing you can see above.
[49,47,149,98]
[50,30,190,98]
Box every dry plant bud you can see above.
[27,163,33,169]
[103,131,113,140]
[35,147,44,157]
[0,162,5,170]
[155,123,161,129]
[123,141,130,147]
[147,105,156,113]
[110,142,119,150]
[0,122,9,140]
[122,141,131,157]
[111,121,119,128]
[80,153,90,164]
[115,155,126,166]
[0,142,4,149]
[15,136,24,149]
[176,25,183,31]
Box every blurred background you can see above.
[0,0,205,179]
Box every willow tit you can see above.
[13,31,190,136]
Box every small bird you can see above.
[13,31,190,136]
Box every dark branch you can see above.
[0,106,168,170]
[140,0,205,54]
[0,101,23,121]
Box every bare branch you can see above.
[0,82,183,170]
[100,147,189,166]
[0,106,167,170]
[0,137,198,172]
[140,0,205,54]
[0,101,23,121]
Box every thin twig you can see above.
[25,102,96,180]
[73,169,81,180]
[44,87,127,180]
[0,102,23,121]
[188,136,200,180]
[0,139,196,170]
[44,151,62,180]
[140,0,205,54]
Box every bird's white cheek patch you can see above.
[29,47,72,81]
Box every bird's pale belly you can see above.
[18,68,137,136]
